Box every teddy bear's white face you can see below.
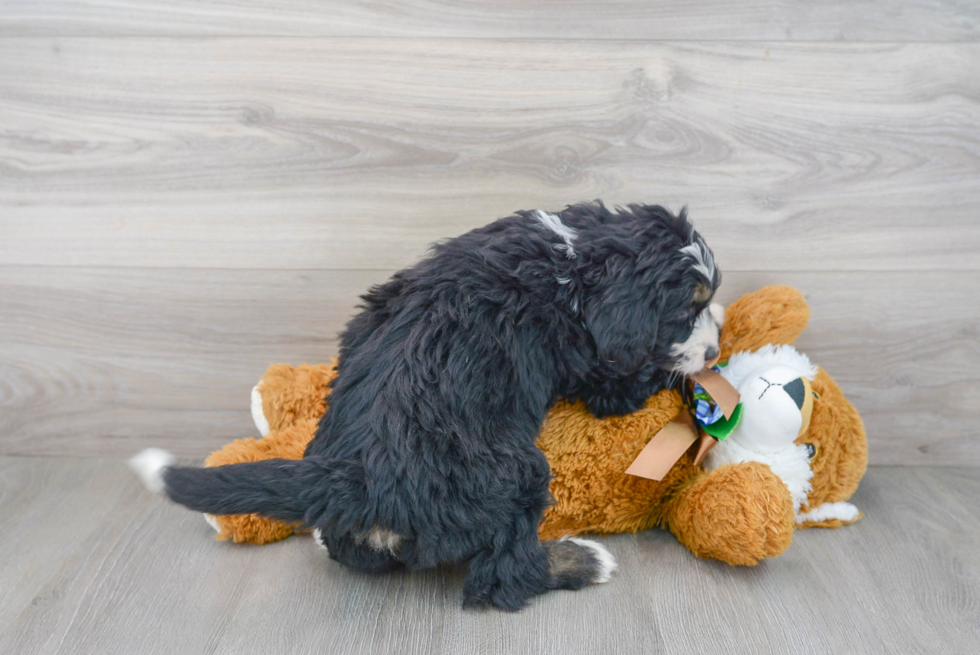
[729,364,810,454]
[704,345,818,516]
[703,344,861,526]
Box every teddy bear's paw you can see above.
[251,384,270,436]
[796,501,862,528]
[202,512,300,545]
[668,462,796,566]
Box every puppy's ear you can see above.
[581,279,660,376]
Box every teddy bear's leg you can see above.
[664,462,796,566]
[251,363,337,435]
[202,419,319,544]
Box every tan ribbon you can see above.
[624,411,697,481]
[625,362,741,480]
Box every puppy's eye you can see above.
[812,391,820,400]
[804,443,816,458]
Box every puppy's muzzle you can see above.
[669,303,724,376]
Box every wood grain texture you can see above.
[640,464,980,655]
[1,457,978,654]
[1,1,977,40]
[2,39,979,272]
[1,267,977,464]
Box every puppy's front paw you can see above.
[585,393,644,418]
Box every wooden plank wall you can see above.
[1,2,978,464]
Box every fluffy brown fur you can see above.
[205,285,867,564]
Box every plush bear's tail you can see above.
[128,448,330,524]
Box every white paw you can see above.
[796,501,861,524]
[568,537,618,584]
[128,448,176,494]
[203,514,220,532]
[312,528,329,553]
[251,384,270,436]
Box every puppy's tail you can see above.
[128,448,331,524]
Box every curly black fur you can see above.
[159,202,720,610]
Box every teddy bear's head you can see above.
[702,343,867,528]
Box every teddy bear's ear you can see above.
[719,285,810,360]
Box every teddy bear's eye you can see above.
[812,391,820,400]
[804,443,816,458]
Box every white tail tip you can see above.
[128,448,176,494]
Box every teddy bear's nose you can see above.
[783,377,806,410]
[704,346,719,363]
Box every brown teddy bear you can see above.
[204,285,867,566]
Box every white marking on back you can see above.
[533,209,577,259]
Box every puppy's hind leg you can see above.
[463,511,551,611]
[462,513,618,610]
[542,538,618,589]
[313,527,403,574]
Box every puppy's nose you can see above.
[704,346,719,363]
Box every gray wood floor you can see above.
[0,457,977,654]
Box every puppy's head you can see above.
[571,204,721,379]
[663,238,725,376]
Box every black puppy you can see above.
[130,202,722,610]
